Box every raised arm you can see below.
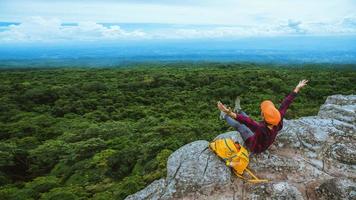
[217,101,260,131]
[279,80,308,118]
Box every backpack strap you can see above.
[224,138,235,152]
[232,168,268,183]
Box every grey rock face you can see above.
[271,182,304,200]
[316,178,356,200]
[213,131,245,146]
[163,140,231,199]
[329,142,356,165]
[318,95,356,124]
[126,141,234,200]
[126,95,356,200]
[125,179,166,200]
[243,182,304,200]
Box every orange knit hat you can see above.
[260,100,281,126]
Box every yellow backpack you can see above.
[209,138,267,183]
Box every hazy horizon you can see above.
[1,0,356,66]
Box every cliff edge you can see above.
[126,95,356,200]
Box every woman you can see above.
[217,80,308,157]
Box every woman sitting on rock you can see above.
[217,80,308,156]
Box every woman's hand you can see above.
[294,79,308,93]
[217,101,231,113]
[217,101,237,118]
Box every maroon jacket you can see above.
[235,91,297,153]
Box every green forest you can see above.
[0,63,355,200]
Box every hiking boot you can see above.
[234,96,242,113]
[219,111,226,120]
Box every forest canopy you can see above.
[0,63,355,199]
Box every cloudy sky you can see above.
[1,0,356,43]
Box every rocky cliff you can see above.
[126,95,356,200]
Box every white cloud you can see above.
[286,20,306,34]
[0,17,148,42]
[158,17,356,39]
[2,0,356,26]
[300,16,356,35]
[1,16,356,43]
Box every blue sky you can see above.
[0,0,356,43]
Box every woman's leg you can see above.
[224,112,254,142]
[238,111,249,117]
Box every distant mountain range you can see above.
[0,36,356,67]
